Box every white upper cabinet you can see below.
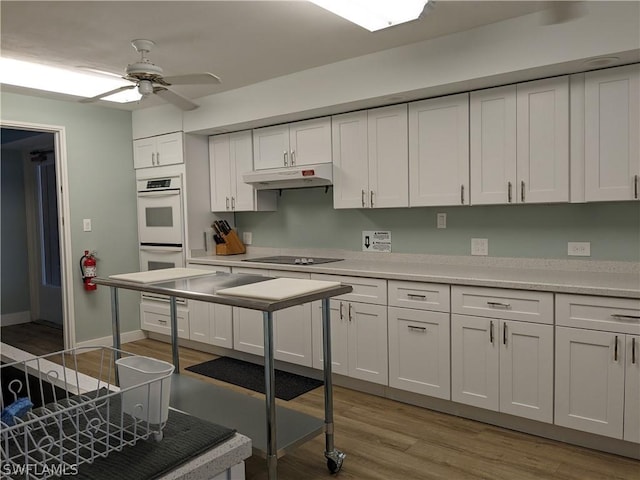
[252,117,331,170]
[333,104,408,209]
[584,64,640,201]
[133,132,184,169]
[470,77,569,205]
[409,93,470,206]
[209,131,276,213]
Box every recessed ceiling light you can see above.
[0,57,141,103]
[310,0,429,32]
[581,56,620,69]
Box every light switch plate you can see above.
[83,218,92,232]
[471,238,488,256]
[243,232,253,245]
[437,213,447,229]
[568,241,590,256]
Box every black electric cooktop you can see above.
[243,256,343,265]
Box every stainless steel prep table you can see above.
[93,271,353,479]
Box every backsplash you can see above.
[235,188,640,262]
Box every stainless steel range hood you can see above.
[242,163,332,190]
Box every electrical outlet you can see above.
[437,213,447,229]
[471,238,489,256]
[83,218,92,232]
[568,241,590,256]
[243,231,253,245]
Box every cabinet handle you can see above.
[508,182,512,203]
[339,302,344,320]
[231,197,235,210]
[611,313,640,322]
[633,338,637,365]
[460,184,465,204]
[284,151,288,166]
[156,152,160,165]
[503,323,507,346]
[635,175,639,199]
[487,301,511,309]
[226,197,230,210]
[361,189,366,208]
[408,325,427,332]
[521,180,525,202]
[370,190,375,208]
[489,321,494,344]
[614,335,619,362]
[151,152,156,166]
[407,293,426,300]
[203,231,208,252]
[291,150,296,166]
[348,303,353,322]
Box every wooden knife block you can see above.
[216,229,246,255]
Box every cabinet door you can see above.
[230,130,257,212]
[332,111,369,208]
[388,307,450,399]
[451,314,499,410]
[232,307,264,356]
[190,300,233,348]
[409,93,469,206]
[555,326,625,438]
[253,125,289,170]
[311,299,349,376]
[624,335,640,443]
[470,85,517,205]
[499,320,553,423]
[209,134,233,212]
[133,137,156,169]
[155,132,184,167]
[289,117,332,166]
[585,64,640,201]
[516,77,569,203]
[348,302,388,385]
[367,104,409,208]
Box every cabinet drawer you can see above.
[556,294,640,335]
[311,274,386,305]
[451,286,553,324]
[388,281,450,312]
[141,301,189,339]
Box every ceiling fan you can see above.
[80,39,221,111]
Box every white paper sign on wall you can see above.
[362,230,391,253]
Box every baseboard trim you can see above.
[1,311,31,327]
[76,330,147,350]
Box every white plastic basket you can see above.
[116,356,174,426]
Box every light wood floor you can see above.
[66,339,639,480]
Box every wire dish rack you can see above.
[0,347,174,479]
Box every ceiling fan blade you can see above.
[154,87,199,111]
[162,73,221,85]
[79,84,136,103]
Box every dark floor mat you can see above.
[185,357,323,401]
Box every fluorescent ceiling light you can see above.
[0,57,141,103]
[310,0,429,31]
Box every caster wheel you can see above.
[153,431,163,442]
[327,458,340,474]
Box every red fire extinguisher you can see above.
[80,250,97,291]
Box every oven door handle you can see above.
[139,245,183,252]
[137,189,181,198]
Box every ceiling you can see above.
[1,1,569,110]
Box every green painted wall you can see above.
[1,92,139,342]
[236,187,640,262]
[0,149,31,314]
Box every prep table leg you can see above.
[170,296,180,373]
[110,287,121,384]
[263,311,277,480]
[321,297,345,473]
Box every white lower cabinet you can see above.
[140,300,190,339]
[188,265,232,348]
[388,306,450,399]
[311,299,388,385]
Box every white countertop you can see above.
[188,249,640,299]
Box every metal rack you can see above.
[0,347,172,479]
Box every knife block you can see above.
[216,229,246,255]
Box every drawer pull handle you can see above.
[633,338,636,365]
[489,320,494,344]
[158,319,167,324]
[408,325,427,332]
[614,335,619,362]
[339,302,344,320]
[487,301,511,309]
[407,293,426,300]
[611,313,640,322]
[503,323,508,346]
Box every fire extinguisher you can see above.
[80,250,97,291]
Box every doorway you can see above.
[0,124,74,353]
